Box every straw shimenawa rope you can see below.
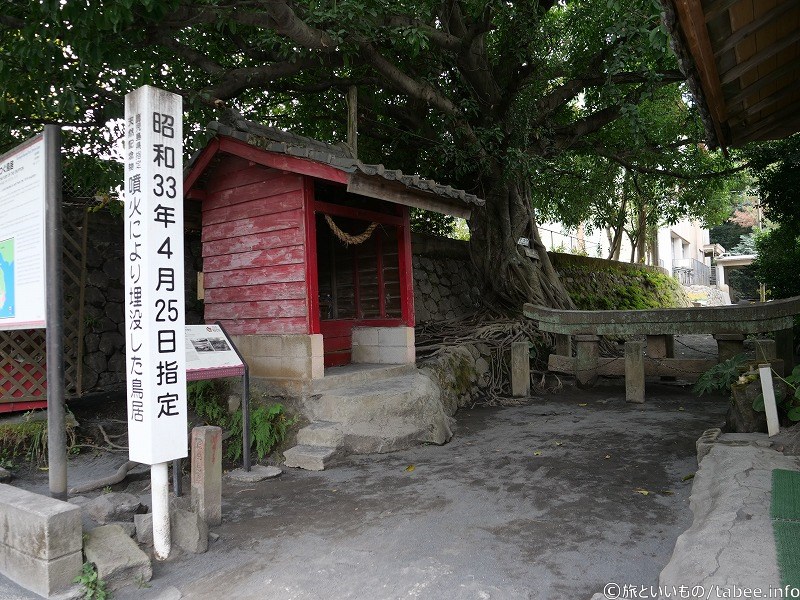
[324,214,378,246]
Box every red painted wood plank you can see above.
[206,163,282,193]
[205,155,252,180]
[203,265,306,288]
[303,177,320,335]
[205,298,307,321]
[0,400,48,413]
[325,351,351,368]
[313,200,404,226]
[184,138,220,192]
[202,227,303,258]
[399,207,415,326]
[202,209,304,242]
[204,281,307,303]
[210,317,309,335]
[320,319,355,336]
[204,174,303,210]
[202,246,305,272]
[218,136,350,184]
[202,193,303,226]
[323,335,352,352]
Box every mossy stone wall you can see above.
[412,234,690,322]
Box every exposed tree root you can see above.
[68,460,140,495]
[416,310,552,407]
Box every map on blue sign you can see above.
[0,238,15,319]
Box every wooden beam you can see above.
[713,1,798,57]
[735,101,800,143]
[673,0,729,141]
[727,58,800,107]
[728,78,800,121]
[704,0,742,24]
[184,137,220,192]
[217,136,350,185]
[720,29,800,84]
[313,198,405,226]
[347,173,472,219]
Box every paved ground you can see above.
[0,380,728,600]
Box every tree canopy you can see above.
[0,0,743,308]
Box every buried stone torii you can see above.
[524,296,800,403]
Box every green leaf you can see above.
[752,393,765,413]
[788,406,800,422]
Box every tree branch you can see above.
[597,150,749,180]
[152,29,225,74]
[203,54,345,101]
[165,1,336,51]
[0,14,24,29]
[537,70,684,117]
[385,15,462,51]
[229,2,337,50]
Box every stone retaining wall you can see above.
[412,234,690,322]
[69,206,203,394]
[411,233,481,323]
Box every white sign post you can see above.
[124,85,186,560]
[0,135,47,330]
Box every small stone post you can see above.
[775,328,794,372]
[574,335,600,388]
[511,341,530,397]
[625,340,645,404]
[191,426,222,526]
[555,334,572,357]
[754,339,777,362]
[714,334,745,362]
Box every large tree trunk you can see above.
[468,178,575,310]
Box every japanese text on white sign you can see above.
[124,85,187,465]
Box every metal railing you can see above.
[672,258,710,286]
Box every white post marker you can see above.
[758,364,780,437]
[124,85,186,560]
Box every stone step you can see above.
[283,445,339,471]
[341,420,428,454]
[312,363,417,394]
[296,421,344,447]
[310,374,424,423]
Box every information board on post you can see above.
[0,134,47,330]
[124,85,188,465]
[185,324,245,381]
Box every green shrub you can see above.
[187,381,295,462]
[694,354,748,396]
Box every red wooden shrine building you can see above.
[184,121,483,383]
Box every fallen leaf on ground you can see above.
[578,403,588,407]
[604,454,611,459]
[660,490,674,496]
[678,407,684,411]
[533,450,542,456]
[553,441,563,446]
[405,465,415,472]
[682,473,695,482]
[634,488,650,496]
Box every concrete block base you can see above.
[0,544,82,598]
[352,327,415,365]
[0,484,83,597]
[230,334,324,380]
